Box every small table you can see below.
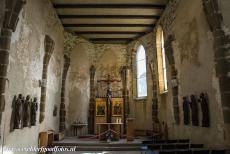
[72,123,88,136]
[96,123,123,141]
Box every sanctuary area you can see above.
[0,0,230,154]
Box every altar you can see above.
[94,75,125,141]
[96,123,123,141]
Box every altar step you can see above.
[53,142,226,153]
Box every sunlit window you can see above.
[156,26,168,93]
[136,45,147,98]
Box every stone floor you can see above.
[54,151,156,154]
[52,137,155,154]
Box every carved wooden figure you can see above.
[199,93,210,127]
[23,95,31,127]
[182,97,190,125]
[30,97,38,126]
[14,94,23,129]
[190,95,199,126]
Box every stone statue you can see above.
[14,94,23,129]
[22,95,31,127]
[30,97,38,126]
[190,95,199,126]
[182,97,190,125]
[199,93,210,127]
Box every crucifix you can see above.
[97,75,121,123]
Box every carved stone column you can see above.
[164,35,180,125]
[202,0,230,123]
[39,35,55,123]
[0,0,26,123]
[88,65,96,134]
[59,55,70,132]
[120,66,130,134]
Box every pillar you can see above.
[59,55,70,132]
[39,35,55,123]
[0,0,26,123]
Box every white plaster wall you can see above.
[2,0,64,153]
[66,43,91,135]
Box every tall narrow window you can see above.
[136,45,147,98]
[156,26,168,93]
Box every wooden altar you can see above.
[95,97,124,140]
[94,75,124,141]
[96,123,123,141]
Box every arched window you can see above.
[156,26,168,93]
[136,45,147,98]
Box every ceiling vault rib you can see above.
[53,4,166,9]
[59,15,161,19]
[63,24,154,27]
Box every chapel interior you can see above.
[0,0,230,154]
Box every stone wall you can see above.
[165,0,223,147]
[64,36,128,134]
[127,32,156,131]
[1,0,64,153]
[0,0,5,28]
[128,0,227,148]
[220,0,230,146]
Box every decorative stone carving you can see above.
[30,97,38,126]
[59,55,70,132]
[39,35,55,123]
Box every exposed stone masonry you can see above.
[202,0,230,123]
[164,35,180,124]
[59,55,70,132]
[39,35,55,123]
[0,0,26,123]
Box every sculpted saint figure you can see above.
[23,95,31,127]
[30,97,38,126]
[14,94,23,129]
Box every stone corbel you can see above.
[39,35,55,123]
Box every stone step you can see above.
[52,145,149,151]
[148,143,204,150]
[159,149,226,154]
[148,139,190,144]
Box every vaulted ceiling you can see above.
[51,0,169,44]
